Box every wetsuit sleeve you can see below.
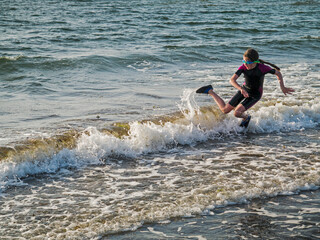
[235,65,246,76]
[259,64,276,74]
[269,69,276,74]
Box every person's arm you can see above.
[275,70,295,95]
[230,74,249,98]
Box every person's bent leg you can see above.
[196,85,239,115]
[235,96,260,119]
[235,104,252,128]
[208,89,234,114]
[234,104,248,119]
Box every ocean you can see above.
[0,0,319,239]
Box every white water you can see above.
[1,81,320,190]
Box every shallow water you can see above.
[108,190,320,240]
[1,129,319,239]
[0,0,319,239]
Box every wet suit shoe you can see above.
[196,85,213,94]
[240,115,251,128]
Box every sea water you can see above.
[0,0,319,239]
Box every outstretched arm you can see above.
[275,70,295,95]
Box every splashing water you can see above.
[178,89,201,122]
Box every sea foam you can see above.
[0,90,319,193]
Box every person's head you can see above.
[243,48,259,70]
[244,48,259,62]
[242,48,280,71]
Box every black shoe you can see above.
[240,115,251,128]
[196,85,213,94]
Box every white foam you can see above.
[1,78,319,194]
[251,99,320,133]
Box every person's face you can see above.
[243,57,257,70]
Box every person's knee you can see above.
[234,111,242,117]
[234,109,244,118]
[222,108,232,114]
[234,104,246,118]
[221,104,233,114]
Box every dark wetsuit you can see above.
[229,63,276,110]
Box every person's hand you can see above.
[281,86,295,95]
[241,88,249,98]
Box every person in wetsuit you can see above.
[196,48,295,127]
